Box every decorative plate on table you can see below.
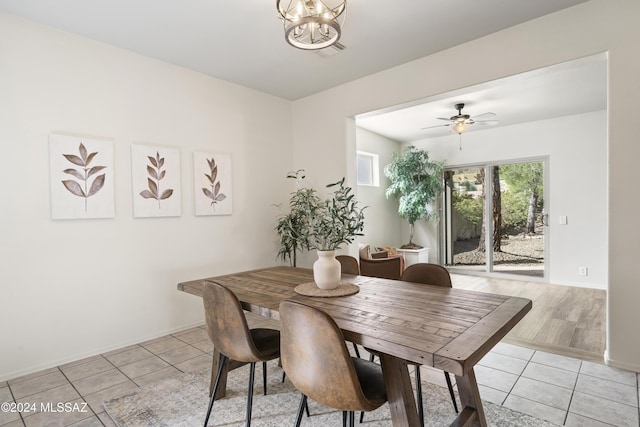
[294,282,359,297]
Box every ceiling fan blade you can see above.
[421,124,450,130]
[474,120,499,125]
[436,117,452,121]
[470,112,496,120]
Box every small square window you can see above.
[357,151,379,186]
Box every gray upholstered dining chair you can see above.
[202,281,281,427]
[279,300,388,427]
[336,255,360,275]
[359,256,402,280]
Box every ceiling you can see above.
[356,53,607,142]
[0,0,591,101]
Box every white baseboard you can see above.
[0,320,206,383]
[604,349,640,373]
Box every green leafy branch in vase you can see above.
[61,142,106,211]
[140,151,173,209]
[202,157,226,210]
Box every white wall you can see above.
[355,128,402,248]
[415,111,607,288]
[292,0,640,371]
[0,13,293,380]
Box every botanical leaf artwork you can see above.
[50,133,114,220]
[140,151,174,208]
[193,151,232,216]
[202,157,226,210]
[61,142,106,211]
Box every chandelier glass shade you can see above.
[276,0,346,50]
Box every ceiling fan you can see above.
[421,103,498,135]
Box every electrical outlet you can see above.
[578,266,588,276]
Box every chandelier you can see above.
[276,0,347,50]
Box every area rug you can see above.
[104,361,558,426]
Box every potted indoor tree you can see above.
[384,145,444,248]
[275,170,321,268]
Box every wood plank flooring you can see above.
[450,274,606,364]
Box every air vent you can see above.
[314,42,345,58]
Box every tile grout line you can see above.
[5,381,26,427]
[501,348,535,408]
[56,365,104,427]
[561,359,582,426]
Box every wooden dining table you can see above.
[177,266,531,427]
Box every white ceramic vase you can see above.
[313,250,341,290]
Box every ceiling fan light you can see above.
[452,122,467,134]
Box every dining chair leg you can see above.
[262,361,268,395]
[342,411,347,427]
[295,394,307,427]
[351,343,361,358]
[349,411,355,427]
[204,353,227,427]
[281,371,307,416]
[414,366,424,427]
[444,372,459,413]
[359,353,376,423]
[246,362,256,427]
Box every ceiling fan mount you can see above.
[451,103,471,122]
[421,102,498,134]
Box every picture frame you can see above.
[49,133,115,220]
[131,143,181,218]
[193,151,232,216]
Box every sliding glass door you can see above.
[443,159,546,278]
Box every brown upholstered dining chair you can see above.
[202,281,281,427]
[401,263,452,289]
[359,256,402,280]
[336,255,360,275]
[400,263,459,417]
[279,300,388,427]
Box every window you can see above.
[357,151,379,186]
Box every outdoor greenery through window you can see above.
[443,160,545,278]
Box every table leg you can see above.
[210,348,229,399]
[209,348,249,399]
[379,353,421,427]
[453,368,487,427]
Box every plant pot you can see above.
[313,250,341,290]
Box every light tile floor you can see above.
[421,341,639,427]
[1,325,638,427]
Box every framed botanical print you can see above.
[193,151,232,216]
[49,133,115,219]
[131,143,181,218]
